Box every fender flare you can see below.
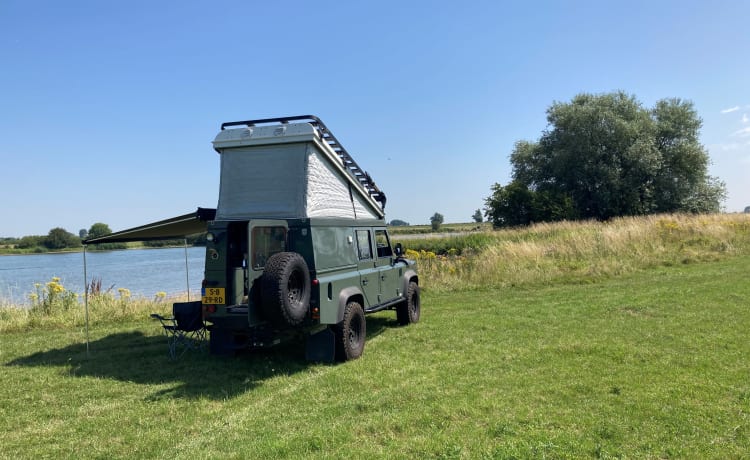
[401,269,419,298]
[337,286,365,323]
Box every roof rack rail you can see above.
[220,115,386,210]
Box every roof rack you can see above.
[220,115,386,210]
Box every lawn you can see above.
[2,256,749,458]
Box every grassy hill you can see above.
[2,213,750,458]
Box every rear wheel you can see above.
[397,281,420,325]
[335,301,366,361]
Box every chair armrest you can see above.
[150,313,175,325]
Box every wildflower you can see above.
[46,280,65,294]
[117,288,131,299]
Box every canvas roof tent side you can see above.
[212,116,386,221]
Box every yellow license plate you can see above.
[202,287,225,305]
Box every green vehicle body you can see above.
[84,115,419,361]
[202,217,418,360]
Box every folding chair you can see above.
[150,301,206,359]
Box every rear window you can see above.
[251,226,287,269]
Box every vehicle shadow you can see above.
[6,316,395,401]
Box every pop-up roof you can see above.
[83,116,385,246]
[212,115,386,221]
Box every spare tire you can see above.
[260,252,311,327]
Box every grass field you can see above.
[2,255,749,458]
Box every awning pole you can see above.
[83,245,90,358]
[184,238,190,302]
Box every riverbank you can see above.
[0,242,204,256]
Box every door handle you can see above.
[362,279,368,286]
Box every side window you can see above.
[375,229,393,258]
[356,230,372,260]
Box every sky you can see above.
[1,0,749,237]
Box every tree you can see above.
[389,219,410,226]
[88,223,113,240]
[17,235,45,249]
[45,228,80,249]
[86,222,127,250]
[79,229,88,239]
[430,212,444,231]
[744,206,750,214]
[488,91,725,225]
[484,181,575,227]
[472,209,483,223]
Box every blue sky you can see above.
[1,0,748,237]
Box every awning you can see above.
[83,208,216,244]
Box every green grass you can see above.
[2,256,749,458]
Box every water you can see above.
[0,247,206,306]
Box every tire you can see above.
[260,252,311,327]
[397,281,420,325]
[335,301,366,361]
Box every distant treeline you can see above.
[0,226,207,254]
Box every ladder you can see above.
[221,115,387,210]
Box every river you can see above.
[0,247,206,306]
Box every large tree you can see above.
[45,228,80,249]
[486,92,725,226]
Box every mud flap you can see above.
[305,327,336,363]
[209,328,235,355]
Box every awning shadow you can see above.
[6,316,395,401]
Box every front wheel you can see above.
[397,281,420,325]
[335,301,366,361]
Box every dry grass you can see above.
[409,213,750,291]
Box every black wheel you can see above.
[260,252,311,326]
[397,281,420,325]
[335,301,366,361]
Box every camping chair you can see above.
[150,301,206,359]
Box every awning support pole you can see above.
[83,245,90,358]
[184,239,190,302]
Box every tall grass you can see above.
[0,287,177,334]
[3,213,749,332]
[396,213,750,291]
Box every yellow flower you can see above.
[46,281,65,294]
[117,288,131,299]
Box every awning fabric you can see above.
[83,208,216,244]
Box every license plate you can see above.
[202,287,225,305]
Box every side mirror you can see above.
[394,243,403,257]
